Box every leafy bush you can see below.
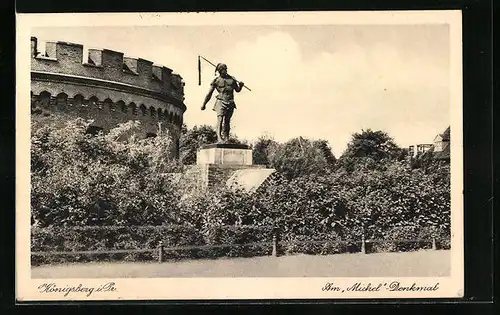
[197,225,274,258]
[254,173,350,236]
[282,232,345,256]
[178,124,218,165]
[179,124,247,165]
[252,135,279,166]
[31,119,451,261]
[31,225,203,265]
[31,224,277,265]
[333,160,450,241]
[337,129,404,172]
[267,137,337,180]
[31,117,185,228]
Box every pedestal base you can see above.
[196,143,253,166]
[190,143,275,193]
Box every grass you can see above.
[31,249,450,278]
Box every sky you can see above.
[31,24,450,157]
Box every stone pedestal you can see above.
[193,143,275,192]
[196,143,253,166]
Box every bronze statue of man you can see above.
[201,63,244,143]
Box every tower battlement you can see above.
[31,37,185,106]
[30,37,187,159]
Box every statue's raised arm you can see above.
[201,63,244,143]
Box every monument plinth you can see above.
[191,60,276,192]
[196,143,253,166]
[189,142,275,192]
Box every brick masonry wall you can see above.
[206,165,266,188]
[181,165,210,192]
[181,164,273,193]
[31,38,185,103]
[30,37,186,159]
[181,164,266,190]
[206,164,264,188]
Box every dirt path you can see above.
[32,250,450,278]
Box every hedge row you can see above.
[368,225,451,253]
[31,225,275,266]
[279,227,451,256]
[31,224,450,266]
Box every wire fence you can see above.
[31,225,449,263]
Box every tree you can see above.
[267,137,336,179]
[31,116,183,227]
[338,129,402,171]
[252,135,279,166]
[179,124,247,165]
[312,139,337,166]
[178,124,218,165]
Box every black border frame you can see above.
[3,0,495,313]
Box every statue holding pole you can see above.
[195,57,276,191]
[200,58,248,143]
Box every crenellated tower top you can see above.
[30,37,186,112]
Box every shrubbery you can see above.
[30,118,451,264]
[31,224,203,265]
[252,136,337,179]
[31,224,275,265]
[31,117,185,228]
[281,232,347,256]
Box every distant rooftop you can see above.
[441,126,450,141]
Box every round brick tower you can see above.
[30,37,186,158]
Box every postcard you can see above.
[16,10,463,301]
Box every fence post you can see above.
[158,241,164,263]
[361,234,366,254]
[432,237,437,250]
[272,234,278,257]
